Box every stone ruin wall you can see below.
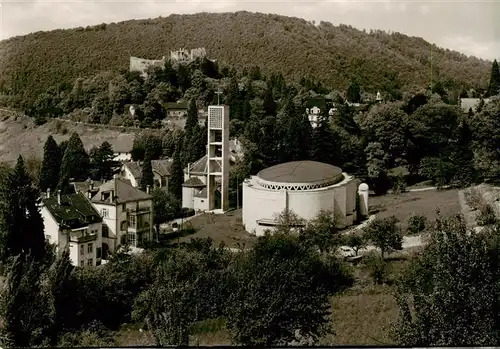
[129,48,207,75]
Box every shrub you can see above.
[407,214,428,235]
[364,251,390,285]
[477,204,497,226]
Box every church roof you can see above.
[257,161,343,184]
[183,177,205,188]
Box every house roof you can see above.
[43,192,102,230]
[166,101,188,110]
[305,97,330,111]
[73,179,106,194]
[91,177,152,205]
[124,159,173,179]
[183,177,205,188]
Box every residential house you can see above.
[166,101,189,118]
[305,97,336,128]
[72,178,105,197]
[120,159,173,189]
[41,189,103,267]
[109,134,135,162]
[90,176,153,254]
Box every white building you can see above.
[109,134,134,162]
[41,190,103,267]
[242,160,360,236]
[120,159,173,189]
[90,176,153,254]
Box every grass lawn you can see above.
[164,209,257,248]
[369,189,461,231]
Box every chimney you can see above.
[87,190,92,199]
[109,190,114,203]
[146,185,150,194]
[187,163,191,176]
[57,190,61,205]
[47,188,51,199]
[90,180,94,191]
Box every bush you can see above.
[391,173,407,194]
[364,251,390,285]
[477,204,497,226]
[407,214,428,235]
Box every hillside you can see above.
[0,11,491,107]
[0,109,136,165]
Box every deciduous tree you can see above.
[363,216,403,257]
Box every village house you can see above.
[166,101,189,119]
[90,176,153,254]
[41,190,103,267]
[120,159,173,189]
[305,97,336,128]
[109,134,135,162]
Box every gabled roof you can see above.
[123,159,173,179]
[183,177,205,188]
[166,101,188,110]
[91,177,152,205]
[42,193,102,230]
[73,179,106,194]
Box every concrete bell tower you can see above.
[207,104,230,213]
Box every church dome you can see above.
[256,161,343,191]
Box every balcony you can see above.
[127,221,151,233]
[69,230,97,243]
[126,206,151,214]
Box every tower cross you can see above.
[215,88,223,105]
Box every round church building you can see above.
[242,160,359,236]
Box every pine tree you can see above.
[168,148,184,201]
[0,156,46,262]
[487,59,500,97]
[139,152,154,192]
[310,113,338,165]
[347,80,361,103]
[39,136,61,192]
[59,132,90,182]
[263,85,277,116]
[182,99,199,165]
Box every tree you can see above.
[0,253,54,347]
[310,113,339,165]
[139,153,154,192]
[131,132,163,161]
[346,80,361,103]
[225,232,354,346]
[0,156,46,262]
[168,148,183,201]
[39,135,62,192]
[486,59,500,97]
[300,210,343,253]
[152,189,179,240]
[89,141,114,180]
[59,132,90,182]
[345,232,366,256]
[363,216,403,257]
[365,142,390,195]
[393,214,500,345]
[262,84,277,116]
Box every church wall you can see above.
[182,187,194,209]
[287,188,335,221]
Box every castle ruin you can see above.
[129,47,208,77]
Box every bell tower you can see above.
[207,104,230,212]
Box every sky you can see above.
[1,0,499,61]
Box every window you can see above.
[120,220,127,231]
[87,243,93,254]
[45,234,50,241]
[80,260,84,267]
[128,215,136,228]
[101,208,108,218]
[122,203,126,211]
[87,258,93,266]
[102,225,109,238]
[80,244,85,256]
[96,247,102,259]
[127,233,136,247]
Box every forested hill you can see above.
[0,11,491,106]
